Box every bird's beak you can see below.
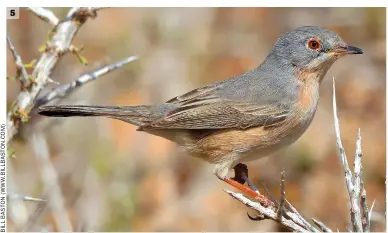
[329,45,364,55]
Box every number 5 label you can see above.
[6,7,19,19]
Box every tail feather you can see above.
[38,105,154,126]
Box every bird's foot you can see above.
[227,163,275,208]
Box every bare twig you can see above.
[7,35,29,86]
[7,7,103,145]
[277,169,286,220]
[28,8,59,26]
[7,193,46,203]
[62,7,106,22]
[360,186,369,230]
[286,200,320,232]
[332,77,364,232]
[312,218,333,232]
[355,129,370,232]
[31,132,72,231]
[225,190,309,232]
[35,56,138,107]
[332,78,355,198]
[354,129,363,225]
[368,199,375,228]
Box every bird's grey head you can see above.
[269,26,363,72]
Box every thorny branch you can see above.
[225,77,374,232]
[6,7,103,145]
[225,190,310,232]
[332,77,373,232]
[225,172,322,232]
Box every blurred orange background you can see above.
[6,7,386,231]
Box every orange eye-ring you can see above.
[308,39,321,50]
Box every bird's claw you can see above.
[247,211,265,221]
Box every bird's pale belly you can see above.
[243,121,311,161]
[241,121,311,162]
[241,110,317,162]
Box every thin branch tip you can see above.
[332,77,367,232]
[7,35,29,85]
[28,7,59,26]
[7,193,46,203]
[368,199,376,220]
[34,55,139,107]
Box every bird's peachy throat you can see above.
[293,64,331,84]
[296,52,337,83]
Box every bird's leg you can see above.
[231,162,247,184]
[231,163,274,207]
[232,163,258,191]
[214,163,274,207]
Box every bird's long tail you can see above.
[38,105,156,126]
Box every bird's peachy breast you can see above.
[287,76,320,140]
[239,81,320,161]
[295,68,320,111]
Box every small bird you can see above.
[39,26,363,205]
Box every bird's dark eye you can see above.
[307,39,321,50]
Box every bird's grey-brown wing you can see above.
[140,85,290,130]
